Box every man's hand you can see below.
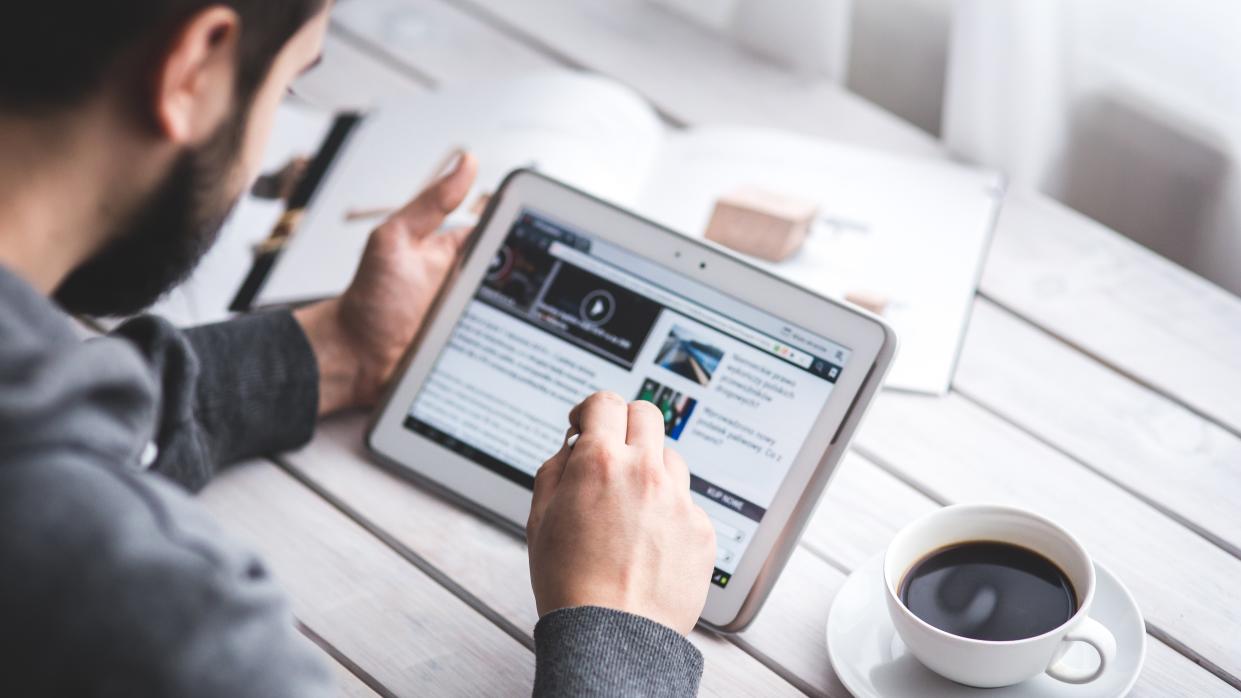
[294,151,479,415]
[527,391,717,635]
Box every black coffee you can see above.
[898,541,1077,642]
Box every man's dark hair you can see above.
[0,1,326,114]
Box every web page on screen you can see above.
[406,209,850,587]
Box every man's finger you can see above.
[437,225,474,251]
[663,447,691,492]
[569,391,628,445]
[389,151,478,241]
[626,400,665,450]
[529,436,571,534]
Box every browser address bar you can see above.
[547,242,814,370]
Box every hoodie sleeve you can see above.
[110,310,319,491]
[532,607,704,697]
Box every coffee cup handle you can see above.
[1045,617,1117,684]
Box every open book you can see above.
[257,72,1004,394]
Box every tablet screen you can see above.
[405,209,851,587]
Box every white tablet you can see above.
[368,170,896,631]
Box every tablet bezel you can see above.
[368,169,896,631]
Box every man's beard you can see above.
[54,108,247,317]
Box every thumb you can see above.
[527,433,572,536]
[388,150,479,240]
[438,225,474,252]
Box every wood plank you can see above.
[806,452,940,572]
[738,549,852,697]
[337,0,943,157]
[295,30,425,110]
[1133,643,1241,698]
[282,416,1233,695]
[332,0,557,86]
[323,656,382,698]
[199,460,535,695]
[854,391,1241,685]
[280,414,802,697]
[979,190,1241,436]
[299,623,389,697]
[956,299,1241,557]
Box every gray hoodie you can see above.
[0,264,702,697]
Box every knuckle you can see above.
[577,441,620,477]
[590,390,625,406]
[662,447,686,470]
[631,459,665,492]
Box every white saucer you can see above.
[826,555,1146,698]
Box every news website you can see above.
[406,210,850,588]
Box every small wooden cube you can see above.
[704,187,817,262]
[845,290,891,316]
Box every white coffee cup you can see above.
[883,504,1117,688]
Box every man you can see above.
[0,2,717,695]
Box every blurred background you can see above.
[646,0,1241,297]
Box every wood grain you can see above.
[279,414,802,696]
[199,460,535,696]
[325,657,382,698]
[296,31,426,110]
[807,452,940,571]
[956,299,1241,556]
[333,0,557,87]
[396,0,946,158]
[979,191,1241,436]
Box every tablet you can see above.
[368,170,896,631]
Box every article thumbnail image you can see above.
[480,234,556,313]
[655,325,724,386]
[635,379,698,441]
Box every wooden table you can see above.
[197,1,1241,695]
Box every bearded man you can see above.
[0,2,715,695]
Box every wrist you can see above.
[293,299,364,416]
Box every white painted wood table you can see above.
[197,2,1241,695]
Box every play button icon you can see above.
[579,289,616,326]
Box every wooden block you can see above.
[845,290,890,316]
[704,186,817,262]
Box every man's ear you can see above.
[152,6,241,144]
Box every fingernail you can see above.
[436,148,466,182]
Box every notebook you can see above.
[250,71,1004,394]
